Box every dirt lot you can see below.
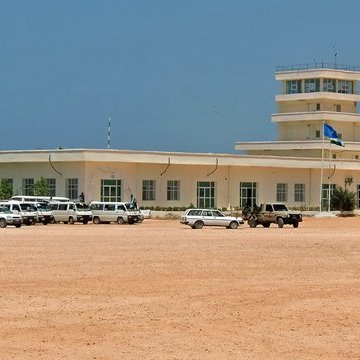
[0,217,360,359]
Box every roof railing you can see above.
[276,62,360,72]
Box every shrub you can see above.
[331,186,356,212]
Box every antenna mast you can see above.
[333,46,338,68]
[107,117,111,149]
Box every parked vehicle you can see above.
[49,202,92,224]
[0,201,37,225]
[33,202,54,225]
[180,208,244,229]
[0,206,22,228]
[242,203,302,228]
[90,201,144,224]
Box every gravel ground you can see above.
[1,217,360,359]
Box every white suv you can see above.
[180,209,244,229]
[0,207,22,228]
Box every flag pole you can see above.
[320,122,325,212]
[328,141,332,212]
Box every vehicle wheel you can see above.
[277,217,284,228]
[248,217,257,228]
[42,221,48,225]
[83,220,88,225]
[128,219,135,225]
[15,224,22,228]
[293,221,299,228]
[69,217,75,225]
[0,219,7,228]
[263,222,270,228]
[193,220,204,229]
[227,221,238,229]
[117,217,125,224]
[93,217,100,224]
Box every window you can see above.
[66,178,78,200]
[0,178,13,197]
[336,104,341,112]
[286,80,302,94]
[212,210,224,217]
[142,180,156,201]
[357,185,360,208]
[276,183,288,202]
[202,210,213,217]
[294,183,305,202]
[46,178,56,197]
[316,130,321,138]
[22,178,34,196]
[58,203,67,211]
[323,78,336,92]
[338,80,353,94]
[354,155,359,160]
[316,103,321,111]
[101,179,121,202]
[104,203,116,211]
[118,204,126,211]
[322,184,336,210]
[304,79,320,93]
[197,181,215,208]
[240,182,257,208]
[167,180,180,201]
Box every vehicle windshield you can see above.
[76,203,90,211]
[273,204,289,211]
[19,203,36,212]
[35,203,51,211]
[0,206,11,213]
[125,202,138,210]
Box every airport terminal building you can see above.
[2,63,360,210]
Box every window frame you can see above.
[100,179,122,202]
[197,181,215,208]
[66,178,79,201]
[294,183,305,202]
[276,183,288,202]
[167,180,180,201]
[22,178,34,196]
[142,180,156,201]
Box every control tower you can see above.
[235,63,360,160]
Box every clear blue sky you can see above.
[1,0,360,153]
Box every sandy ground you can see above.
[1,217,360,360]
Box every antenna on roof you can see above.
[333,46,339,68]
[107,116,111,149]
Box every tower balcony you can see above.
[276,63,360,81]
[271,111,360,123]
[276,91,360,103]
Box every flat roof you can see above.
[1,148,360,170]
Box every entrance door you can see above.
[240,182,257,208]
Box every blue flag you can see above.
[323,123,344,147]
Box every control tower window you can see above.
[323,78,336,92]
[286,80,302,94]
[338,80,353,94]
[305,79,320,93]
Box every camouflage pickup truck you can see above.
[242,203,302,228]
